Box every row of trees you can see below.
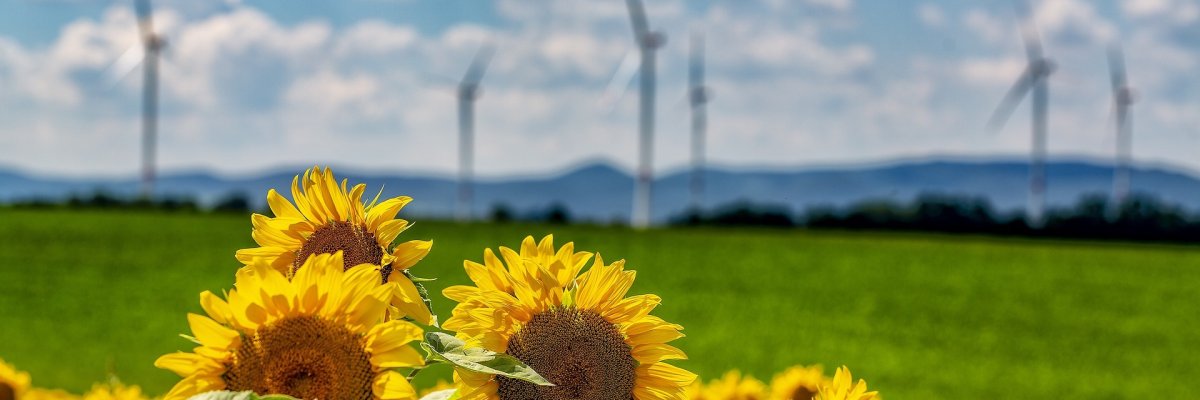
[674,193,1200,243]
[6,191,253,213]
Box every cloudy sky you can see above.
[0,0,1196,178]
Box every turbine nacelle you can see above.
[1115,87,1136,106]
[689,86,711,105]
[1030,58,1055,78]
[143,34,167,52]
[639,31,667,50]
[458,84,482,101]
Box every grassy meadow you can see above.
[0,209,1198,399]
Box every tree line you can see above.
[674,193,1200,243]
[7,190,1200,243]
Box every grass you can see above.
[0,209,1198,399]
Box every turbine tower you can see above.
[134,0,165,199]
[456,44,494,222]
[987,2,1054,227]
[688,31,710,211]
[624,0,666,228]
[1107,44,1135,219]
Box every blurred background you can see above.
[1,0,1198,399]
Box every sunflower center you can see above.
[0,382,14,400]
[497,308,637,400]
[792,387,817,400]
[293,221,384,278]
[223,315,375,400]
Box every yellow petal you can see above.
[391,240,432,271]
[375,219,410,247]
[366,320,424,352]
[390,272,434,325]
[187,313,239,351]
[365,196,413,231]
[632,343,687,364]
[266,188,302,219]
[154,352,222,377]
[199,291,232,325]
[638,362,697,386]
[161,375,224,400]
[373,370,417,400]
[372,345,425,369]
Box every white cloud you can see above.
[336,21,417,56]
[1122,0,1172,16]
[964,9,1010,45]
[918,3,945,28]
[958,57,1026,87]
[798,0,854,12]
[1034,0,1116,46]
[1121,0,1199,23]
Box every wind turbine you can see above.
[987,2,1054,227]
[624,0,666,228]
[688,31,710,211]
[456,44,495,222]
[133,0,165,199]
[1106,44,1135,220]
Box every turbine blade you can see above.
[987,65,1036,131]
[105,44,145,88]
[598,49,639,112]
[689,31,704,89]
[1107,43,1126,96]
[1013,0,1044,61]
[625,0,650,39]
[461,43,495,86]
[133,0,155,43]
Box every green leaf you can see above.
[418,389,458,400]
[405,271,438,283]
[403,269,440,327]
[421,332,553,387]
[187,391,299,400]
[178,333,202,345]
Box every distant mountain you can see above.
[3,158,1200,222]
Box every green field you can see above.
[1,209,1198,399]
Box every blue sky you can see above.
[0,0,1196,177]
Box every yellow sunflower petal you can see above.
[365,196,413,232]
[266,188,303,219]
[187,313,239,351]
[632,343,687,364]
[391,240,432,271]
[389,271,434,325]
[638,362,698,387]
[375,219,411,247]
[373,370,417,400]
[154,352,223,376]
[199,291,233,326]
[161,375,224,400]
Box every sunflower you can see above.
[815,367,877,400]
[155,252,426,400]
[0,358,31,400]
[692,371,768,400]
[443,235,696,400]
[81,383,146,400]
[770,365,829,400]
[235,167,433,323]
